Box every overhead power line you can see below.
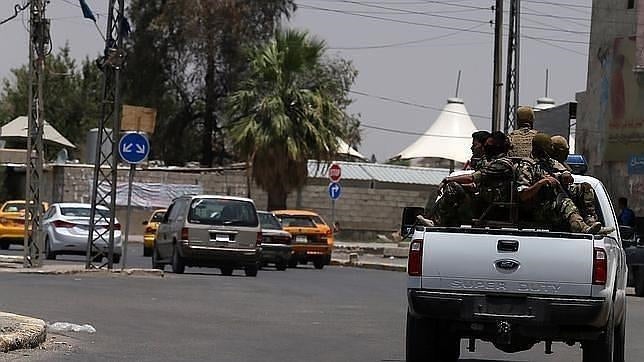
[360,123,471,138]
[0,2,30,26]
[349,89,492,120]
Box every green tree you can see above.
[0,46,102,156]
[124,0,296,166]
[227,29,349,210]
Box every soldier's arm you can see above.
[518,176,560,202]
[444,173,475,185]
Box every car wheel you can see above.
[313,258,325,270]
[143,246,152,257]
[45,237,56,260]
[112,254,121,264]
[171,245,185,274]
[244,264,258,277]
[0,241,9,250]
[276,259,287,271]
[288,258,298,268]
[220,267,234,276]
[151,246,164,270]
[582,308,615,362]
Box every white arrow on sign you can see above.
[122,143,133,153]
[135,144,146,154]
[331,183,340,195]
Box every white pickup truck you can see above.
[403,175,627,362]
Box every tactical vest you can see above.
[479,157,515,204]
[508,128,538,158]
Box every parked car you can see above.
[257,211,292,271]
[153,195,261,276]
[142,209,167,257]
[273,210,333,269]
[42,203,122,262]
[0,200,49,250]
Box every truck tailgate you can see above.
[421,229,595,297]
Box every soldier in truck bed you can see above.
[463,130,491,171]
[508,106,538,159]
[419,131,514,226]
[516,133,604,234]
[549,135,602,227]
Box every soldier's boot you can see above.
[569,213,601,234]
[598,226,616,235]
[416,215,435,227]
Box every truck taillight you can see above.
[114,223,121,231]
[408,239,423,276]
[256,232,263,246]
[145,226,154,234]
[593,247,607,285]
[181,227,189,240]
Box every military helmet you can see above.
[550,135,569,162]
[532,133,553,154]
[516,106,535,125]
[551,135,569,151]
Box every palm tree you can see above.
[227,29,345,210]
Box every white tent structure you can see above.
[394,98,478,163]
[1,116,76,148]
[336,138,367,161]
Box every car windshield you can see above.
[258,212,282,230]
[2,203,25,212]
[151,211,166,223]
[61,207,110,218]
[279,215,316,228]
[188,198,258,227]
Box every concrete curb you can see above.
[0,312,47,353]
[331,259,406,272]
[0,265,164,277]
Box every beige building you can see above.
[576,0,644,216]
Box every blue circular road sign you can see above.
[328,182,342,200]
[118,132,150,164]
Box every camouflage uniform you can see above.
[516,157,587,230]
[508,127,538,158]
[549,135,599,224]
[430,154,514,226]
[468,156,491,171]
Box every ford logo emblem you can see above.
[495,259,520,270]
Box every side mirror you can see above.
[142,221,148,225]
[401,207,425,238]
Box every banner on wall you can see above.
[93,182,203,208]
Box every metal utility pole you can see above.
[491,0,504,132]
[504,0,521,133]
[24,0,49,268]
[86,0,126,269]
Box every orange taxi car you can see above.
[0,200,48,250]
[273,210,333,269]
[142,209,166,257]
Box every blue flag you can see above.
[79,0,97,22]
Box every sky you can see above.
[0,0,594,162]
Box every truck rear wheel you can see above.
[582,309,616,362]
[406,310,460,362]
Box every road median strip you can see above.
[0,312,47,353]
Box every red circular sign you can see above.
[328,163,342,182]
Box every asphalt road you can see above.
[1,243,644,361]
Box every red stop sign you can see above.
[328,163,342,182]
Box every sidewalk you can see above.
[332,240,408,272]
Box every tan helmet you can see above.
[516,106,535,125]
[532,132,552,155]
[550,135,569,162]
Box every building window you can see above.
[628,0,635,9]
